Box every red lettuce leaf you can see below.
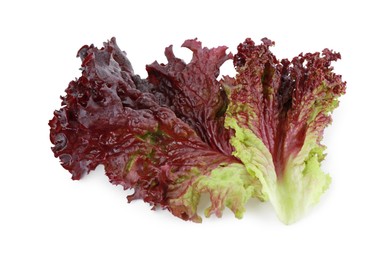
[226,38,346,176]
[50,37,345,224]
[224,38,346,223]
[49,38,260,222]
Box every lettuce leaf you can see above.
[224,38,346,224]
[50,37,345,224]
[49,38,264,222]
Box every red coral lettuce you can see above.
[49,37,345,224]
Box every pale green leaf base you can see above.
[225,117,331,224]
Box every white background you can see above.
[1,0,389,259]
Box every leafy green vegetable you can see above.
[50,37,345,223]
[224,38,345,223]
